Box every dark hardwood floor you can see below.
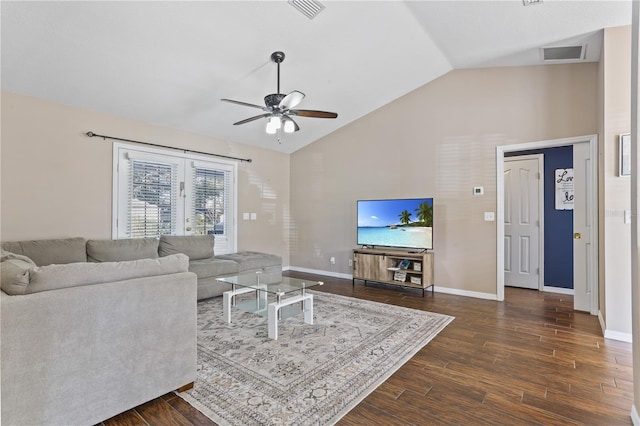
[100,272,633,425]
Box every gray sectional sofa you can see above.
[0,235,282,425]
[2,235,282,300]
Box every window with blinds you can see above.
[113,143,237,254]
[127,160,179,238]
[191,167,228,236]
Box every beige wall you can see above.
[290,64,598,296]
[0,91,291,265]
[600,26,633,337]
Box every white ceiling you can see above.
[1,1,631,154]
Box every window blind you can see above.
[127,159,179,238]
[191,166,231,253]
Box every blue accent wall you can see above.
[506,146,573,289]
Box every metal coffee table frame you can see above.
[218,272,323,340]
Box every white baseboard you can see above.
[604,329,633,343]
[543,286,574,295]
[631,404,640,426]
[596,310,633,343]
[433,286,498,301]
[631,404,640,425]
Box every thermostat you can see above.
[473,186,484,195]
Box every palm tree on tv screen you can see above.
[399,210,412,225]
[415,202,433,227]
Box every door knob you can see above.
[574,232,581,239]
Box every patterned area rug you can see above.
[179,290,453,425]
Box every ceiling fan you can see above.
[221,51,338,135]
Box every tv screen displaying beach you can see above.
[357,198,433,249]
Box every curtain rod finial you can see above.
[86,131,94,137]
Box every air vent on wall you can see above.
[542,45,585,62]
[288,0,325,20]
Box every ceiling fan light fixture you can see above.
[284,119,295,133]
[265,119,278,134]
[269,116,282,130]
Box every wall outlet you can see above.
[330,256,336,265]
[348,259,353,267]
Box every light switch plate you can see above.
[243,212,250,220]
[625,210,632,224]
[484,212,495,221]
[250,213,257,220]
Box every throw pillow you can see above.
[0,251,36,295]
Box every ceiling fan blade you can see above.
[290,109,338,119]
[233,113,271,126]
[279,91,305,110]
[221,99,268,111]
[282,115,300,132]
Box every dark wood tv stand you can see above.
[352,248,434,296]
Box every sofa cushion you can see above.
[0,251,36,295]
[1,237,87,266]
[21,253,189,295]
[159,235,214,260]
[87,238,159,262]
[216,251,282,272]
[188,258,239,279]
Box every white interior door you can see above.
[504,155,543,290]
[573,142,591,312]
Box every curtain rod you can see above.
[85,131,252,163]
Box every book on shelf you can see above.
[397,259,410,270]
[393,271,407,282]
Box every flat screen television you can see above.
[357,198,433,250]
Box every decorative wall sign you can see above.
[555,168,574,210]
[619,133,631,176]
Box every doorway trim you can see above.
[496,134,598,316]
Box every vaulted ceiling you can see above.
[1,1,631,153]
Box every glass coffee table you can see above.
[217,272,323,340]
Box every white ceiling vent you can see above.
[541,45,586,62]
[288,0,325,20]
